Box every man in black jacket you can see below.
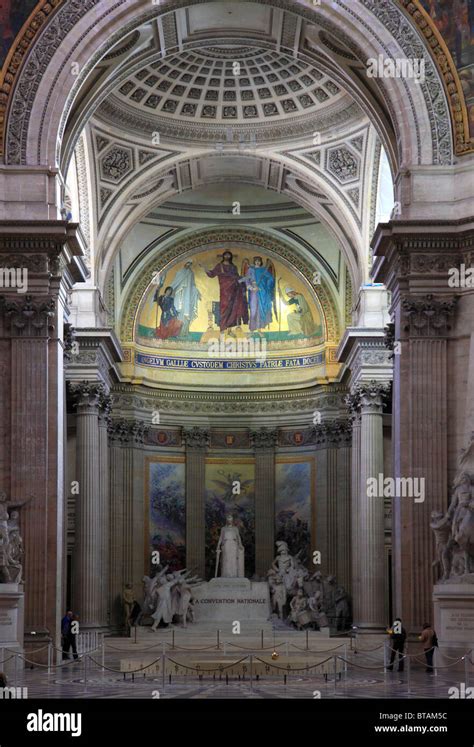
[387,618,407,672]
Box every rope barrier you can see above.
[167,643,220,652]
[413,655,467,669]
[253,655,334,672]
[12,644,50,654]
[0,654,16,665]
[165,656,249,673]
[290,642,346,653]
[88,655,162,674]
[336,656,387,671]
[224,641,286,652]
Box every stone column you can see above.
[108,421,125,632]
[335,423,352,591]
[183,428,209,579]
[395,295,455,627]
[107,419,148,631]
[356,382,389,629]
[347,398,362,607]
[251,428,277,577]
[70,382,104,630]
[97,392,111,629]
[372,222,465,630]
[0,222,86,655]
[314,422,352,583]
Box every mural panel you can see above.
[136,248,323,353]
[0,0,38,66]
[146,457,186,574]
[275,457,314,565]
[205,458,255,580]
[420,0,474,136]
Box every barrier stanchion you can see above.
[383,640,388,671]
[333,655,337,694]
[47,643,52,675]
[250,655,253,692]
[344,644,348,677]
[433,646,438,678]
[161,653,166,693]
[14,651,18,687]
[406,653,411,694]
[101,639,105,677]
[84,655,88,692]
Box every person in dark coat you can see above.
[387,617,407,672]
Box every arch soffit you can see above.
[2,0,456,170]
[92,149,365,293]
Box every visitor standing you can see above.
[386,618,407,672]
[61,610,79,661]
[419,622,437,673]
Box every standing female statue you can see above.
[215,515,245,578]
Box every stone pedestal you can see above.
[0,584,24,676]
[433,581,474,667]
[191,578,271,626]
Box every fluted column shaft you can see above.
[72,384,102,629]
[252,430,277,577]
[357,388,386,628]
[350,413,362,613]
[97,403,110,629]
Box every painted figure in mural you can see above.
[170,260,201,337]
[278,281,316,337]
[0,1,39,65]
[215,514,245,578]
[239,256,276,332]
[154,286,183,339]
[199,251,249,333]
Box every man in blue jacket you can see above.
[61,610,79,661]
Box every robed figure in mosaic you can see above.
[201,251,249,332]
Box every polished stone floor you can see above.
[5,653,470,699]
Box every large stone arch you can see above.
[3,0,454,174]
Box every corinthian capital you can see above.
[182,427,210,449]
[402,294,457,337]
[0,295,55,336]
[250,428,278,450]
[354,380,391,414]
[69,381,105,410]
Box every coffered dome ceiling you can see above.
[97,43,361,143]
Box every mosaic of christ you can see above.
[136,249,324,352]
